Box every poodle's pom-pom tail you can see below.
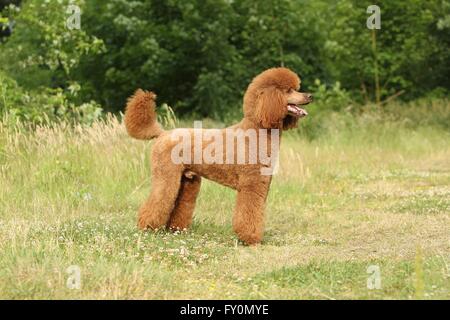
[125,89,164,140]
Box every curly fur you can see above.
[125,67,309,245]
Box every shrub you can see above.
[0,71,102,125]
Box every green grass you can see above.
[0,106,449,299]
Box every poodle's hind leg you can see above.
[137,165,183,231]
[167,174,202,231]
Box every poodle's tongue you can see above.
[287,104,308,117]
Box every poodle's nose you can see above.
[306,93,313,101]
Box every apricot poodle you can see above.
[124,67,312,245]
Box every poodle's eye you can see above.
[287,88,294,93]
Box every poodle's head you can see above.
[243,67,312,130]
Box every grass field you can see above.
[0,104,449,299]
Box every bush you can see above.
[0,71,102,125]
[1,0,449,122]
[0,0,104,124]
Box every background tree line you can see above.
[0,0,449,124]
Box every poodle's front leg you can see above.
[232,184,269,245]
[167,174,202,231]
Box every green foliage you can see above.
[0,0,105,124]
[77,0,449,115]
[324,0,450,101]
[0,71,102,124]
[0,0,449,121]
[1,0,105,85]
[77,0,327,115]
[309,79,354,111]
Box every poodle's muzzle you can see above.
[287,92,313,118]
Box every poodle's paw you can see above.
[233,223,263,245]
[167,216,192,232]
[168,225,189,233]
[137,217,149,230]
[137,215,160,231]
[236,233,263,246]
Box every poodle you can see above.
[124,67,312,245]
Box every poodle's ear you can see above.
[254,87,287,128]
